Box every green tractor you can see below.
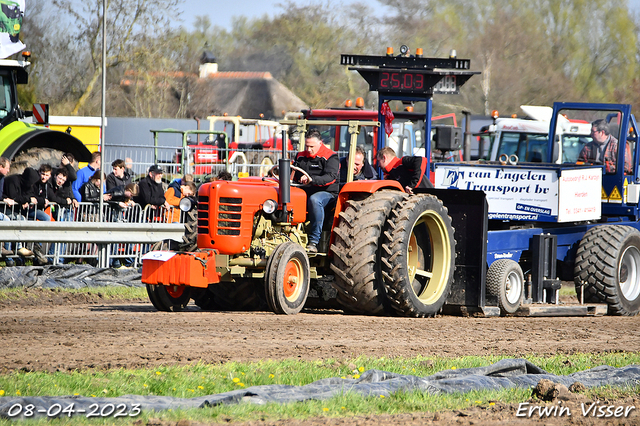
[0,0,21,43]
[0,54,91,174]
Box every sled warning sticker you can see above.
[602,187,608,202]
[609,186,623,203]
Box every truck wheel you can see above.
[207,279,266,311]
[486,259,524,315]
[381,194,455,317]
[146,284,191,312]
[265,242,310,315]
[258,155,275,177]
[10,147,67,176]
[330,190,407,315]
[574,225,640,316]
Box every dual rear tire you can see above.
[331,192,456,317]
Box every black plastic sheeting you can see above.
[1,359,639,419]
[0,265,143,289]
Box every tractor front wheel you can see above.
[265,242,310,315]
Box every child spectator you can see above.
[164,181,196,223]
[80,170,108,204]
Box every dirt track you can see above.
[2,289,640,425]
[2,289,640,372]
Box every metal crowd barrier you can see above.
[0,202,184,268]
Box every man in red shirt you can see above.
[293,129,339,253]
[376,147,433,193]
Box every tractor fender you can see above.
[332,180,405,229]
[0,121,92,162]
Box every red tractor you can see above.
[143,118,460,316]
[142,49,478,317]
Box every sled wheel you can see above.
[574,225,640,316]
[486,259,524,315]
[265,242,310,315]
[381,194,455,317]
[146,284,191,312]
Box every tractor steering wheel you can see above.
[266,165,313,186]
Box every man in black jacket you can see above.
[339,145,376,183]
[135,164,169,221]
[293,129,339,253]
[376,147,433,194]
[106,158,132,191]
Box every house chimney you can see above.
[199,50,218,78]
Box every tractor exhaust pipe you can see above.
[278,130,290,222]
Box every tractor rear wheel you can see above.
[207,279,266,311]
[381,194,455,317]
[192,287,218,310]
[486,259,524,315]
[574,225,640,316]
[146,284,191,312]
[265,242,310,315]
[11,147,67,176]
[178,209,198,252]
[330,190,407,315]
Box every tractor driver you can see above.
[376,147,433,194]
[293,129,339,254]
[577,119,632,174]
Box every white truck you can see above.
[480,105,592,164]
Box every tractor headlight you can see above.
[179,197,194,212]
[262,199,277,214]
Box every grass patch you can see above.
[0,286,146,301]
[0,353,639,424]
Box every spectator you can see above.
[28,164,54,222]
[164,181,197,223]
[80,170,108,204]
[106,182,138,208]
[170,173,194,187]
[125,157,134,174]
[134,165,169,220]
[339,146,376,183]
[2,168,36,259]
[106,158,132,191]
[59,152,77,190]
[376,147,433,194]
[28,164,56,265]
[105,182,139,268]
[216,170,232,181]
[72,151,101,201]
[48,167,76,264]
[292,129,339,253]
[50,167,76,218]
[0,157,13,258]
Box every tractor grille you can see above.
[217,197,242,236]
[197,195,210,234]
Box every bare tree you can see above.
[51,0,182,115]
